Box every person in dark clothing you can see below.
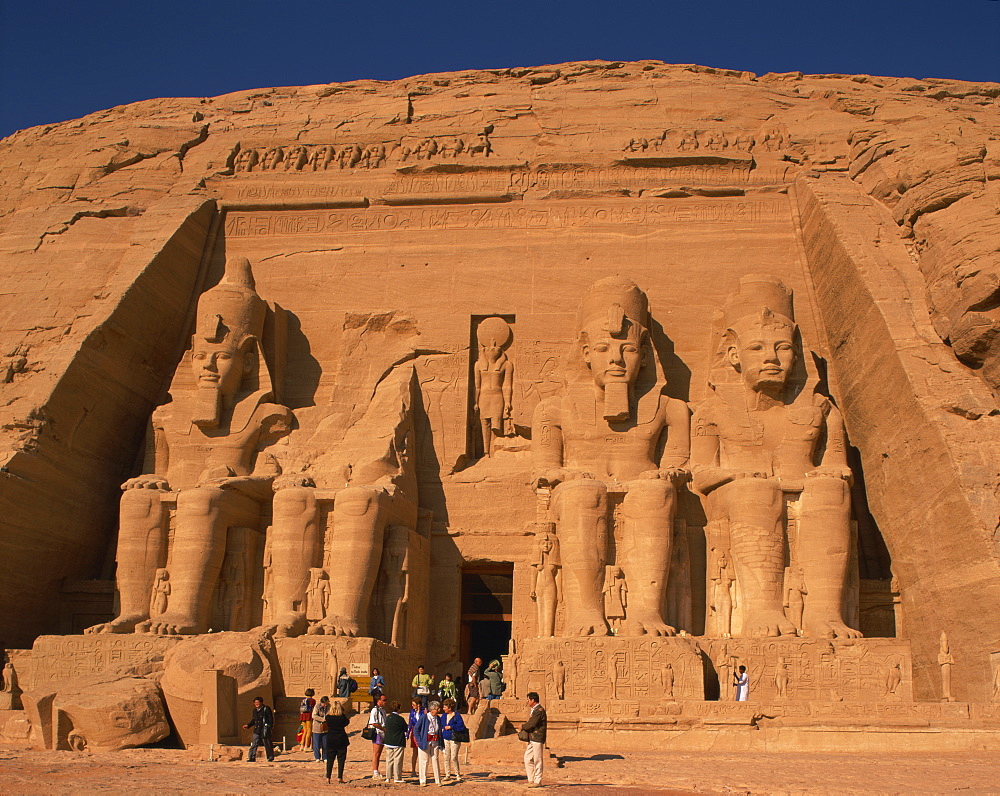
[324,698,351,783]
[243,696,275,762]
[336,666,358,700]
[383,700,408,783]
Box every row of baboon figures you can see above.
[86,257,862,646]
[232,125,495,173]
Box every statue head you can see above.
[477,317,511,366]
[190,257,267,427]
[722,275,797,398]
[577,277,650,421]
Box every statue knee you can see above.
[624,478,673,511]
[176,486,225,518]
[335,485,385,518]
[119,487,162,521]
[723,476,781,508]
[803,476,850,508]
[272,485,316,519]
[553,478,607,512]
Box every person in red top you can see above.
[298,688,316,751]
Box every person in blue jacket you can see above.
[413,700,445,786]
[405,698,424,780]
[440,697,467,782]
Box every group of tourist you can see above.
[243,658,549,786]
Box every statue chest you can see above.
[716,405,822,452]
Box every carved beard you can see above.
[192,384,223,428]
[603,381,631,422]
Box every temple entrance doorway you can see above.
[459,564,513,675]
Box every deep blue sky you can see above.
[1,0,998,139]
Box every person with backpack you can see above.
[484,660,504,701]
[297,688,316,751]
[336,667,358,700]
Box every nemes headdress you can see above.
[722,274,796,338]
[577,276,649,340]
[195,256,267,350]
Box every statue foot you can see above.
[566,612,610,637]
[138,615,204,636]
[309,616,359,637]
[743,609,797,638]
[265,612,308,638]
[804,617,863,639]
[621,614,676,637]
[84,615,147,634]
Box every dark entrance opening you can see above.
[460,564,513,670]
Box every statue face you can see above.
[191,340,247,397]
[728,326,795,391]
[582,322,644,389]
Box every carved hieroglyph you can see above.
[531,277,690,637]
[692,275,859,640]
[87,256,292,637]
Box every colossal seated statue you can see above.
[263,358,420,640]
[88,257,292,636]
[531,277,690,637]
[692,275,861,639]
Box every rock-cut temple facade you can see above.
[1,60,1000,752]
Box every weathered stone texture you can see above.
[2,61,1000,710]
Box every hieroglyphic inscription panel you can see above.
[520,637,704,708]
[29,635,182,689]
[225,199,785,238]
[704,637,914,703]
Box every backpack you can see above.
[349,677,358,694]
[300,697,312,713]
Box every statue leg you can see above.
[552,479,609,637]
[312,486,387,637]
[142,487,257,635]
[480,417,492,457]
[718,478,795,637]
[619,478,676,636]
[86,488,168,634]
[798,476,862,638]
[266,486,320,638]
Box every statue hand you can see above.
[274,473,316,490]
[529,591,537,601]
[122,475,169,491]
[534,469,568,489]
[473,403,480,414]
[807,465,853,482]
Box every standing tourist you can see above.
[484,659,504,701]
[440,697,467,782]
[324,699,350,784]
[298,688,316,752]
[336,667,358,700]
[311,695,330,762]
[520,692,546,788]
[407,697,424,780]
[243,696,275,763]
[369,667,385,699]
[412,664,434,709]
[466,657,482,713]
[414,700,444,786]
[383,700,408,784]
[438,672,457,702]
[734,665,749,701]
[368,692,388,780]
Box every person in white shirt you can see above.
[368,693,387,779]
[734,665,749,701]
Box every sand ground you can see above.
[2,740,1000,795]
